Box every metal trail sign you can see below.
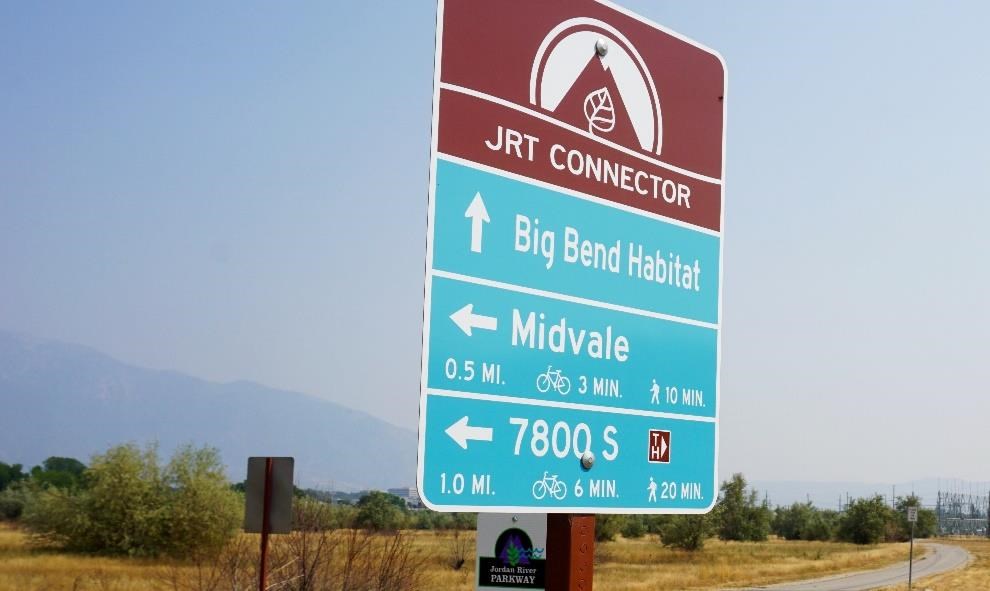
[418,0,726,513]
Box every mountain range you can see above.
[0,330,417,490]
[3,330,984,506]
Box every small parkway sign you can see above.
[418,0,726,513]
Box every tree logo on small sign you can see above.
[478,527,546,588]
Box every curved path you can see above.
[733,542,971,591]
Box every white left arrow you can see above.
[464,192,490,253]
[450,303,498,336]
[445,416,494,449]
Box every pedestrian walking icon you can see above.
[650,379,661,405]
[648,476,658,502]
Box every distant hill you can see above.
[0,331,416,490]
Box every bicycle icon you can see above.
[536,365,571,395]
[532,471,568,500]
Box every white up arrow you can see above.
[450,303,498,336]
[464,192,490,253]
[445,416,494,449]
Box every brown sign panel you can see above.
[436,0,725,232]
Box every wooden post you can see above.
[259,457,274,591]
[546,514,595,590]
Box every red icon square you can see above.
[648,430,670,463]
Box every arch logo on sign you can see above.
[418,0,726,514]
[531,18,662,154]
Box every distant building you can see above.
[387,487,422,508]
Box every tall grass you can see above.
[594,535,915,590]
[0,523,925,591]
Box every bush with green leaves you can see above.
[160,446,243,557]
[23,443,241,557]
[715,474,772,541]
[621,515,646,538]
[595,514,626,542]
[773,502,835,541]
[30,457,86,490]
[0,485,31,520]
[354,491,408,531]
[837,495,891,544]
[643,515,670,535]
[660,514,710,551]
[0,462,27,492]
[405,509,475,531]
[804,509,839,541]
[773,502,810,540]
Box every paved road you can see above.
[732,543,971,591]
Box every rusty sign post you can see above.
[546,515,595,590]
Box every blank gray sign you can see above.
[244,456,294,534]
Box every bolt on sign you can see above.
[418,0,726,513]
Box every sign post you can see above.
[546,514,595,590]
[907,506,918,590]
[419,1,726,587]
[245,457,295,591]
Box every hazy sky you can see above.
[2,1,989,485]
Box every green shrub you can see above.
[773,503,837,542]
[715,474,772,542]
[644,515,670,535]
[595,514,626,542]
[30,457,86,490]
[837,495,891,544]
[660,514,710,551]
[0,462,27,492]
[621,515,646,538]
[161,445,242,557]
[0,485,30,520]
[22,443,240,557]
[354,491,407,531]
[803,509,837,541]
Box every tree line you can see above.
[0,444,477,558]
[595,474,937,550]
[1,451,937,559]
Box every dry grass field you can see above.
[0,524,166,591]
[593,535,915,590]
[877,538,990,591]
[0,523,932,591]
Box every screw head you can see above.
[595,38,609,57]
[581,451,595,470]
